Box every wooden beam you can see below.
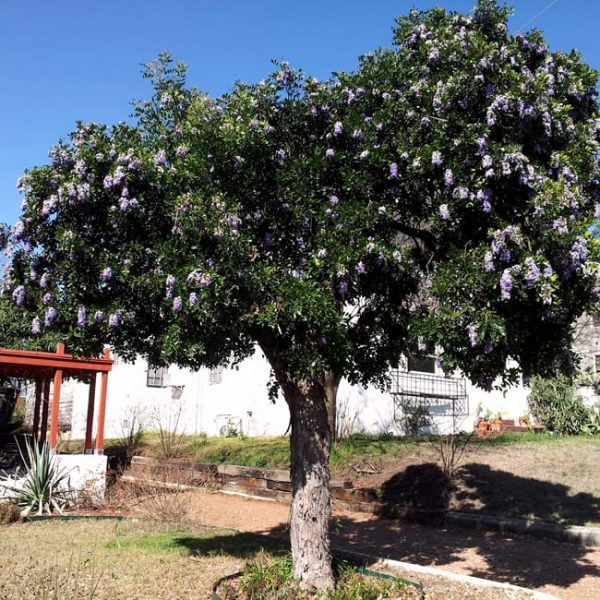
[95,348,111,455]
[49,368,63,450]
[40,379,50,444]
[84,374,97,454]
[32,378,42,440]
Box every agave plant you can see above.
[7,438,73,516]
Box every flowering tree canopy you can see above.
[2,1,600,590]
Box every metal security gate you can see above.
[391,369,468,427]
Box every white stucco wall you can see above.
[57,347,533,441]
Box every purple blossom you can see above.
[483,341,493,354]
[333,121,343,135]
[77,306,87,328]
[570,237,589,268]
[317,249,327,259]
[40,273,50,289]
[329,195,339,206]
[439,204,450,220]
[173,296,183,312]
[165,274,176,298]
[389,163,399,179]
[500,269,513,300]
[94,310,105,323]
[44,307,58,327]
[12,285,25,306]
[338,281,348,295]
[275,149,287,164]
[102,267,113,282]
[453,187,469,199]
[484,252,495,273]
[154,150,167,167]
[475,137,487,156]
[523,257,541,288]
[431,151,442,166]
[42,292,52,305]
[31,317,41,335]
[594,204,600,220]
[355,261,366,275]
[467,324,478,347]
[552,218,568,235]
[326,149,335,159]
[444,169,454,187]
[351,129,363,140]
[108,312,120,328]
[482,155,493,169]
[189,292,198,306]
[477,188,492,213]
[420,116,430,127]
[175,145,189,158]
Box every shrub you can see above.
[528,375,591,435]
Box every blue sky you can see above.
[1,1,599,227]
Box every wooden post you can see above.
[40,379,51,444]
[95,348,110,455]
[48,343,65,450]
[84,373,97,454]
[32,377,42,440]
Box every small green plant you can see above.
[222,552,416,599]
[584,407,600,436]
[397,399,431,436]
[3,438,73,516]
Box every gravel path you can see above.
[184,490,600,599]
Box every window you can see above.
[209,366,223,385]
[147,367,167,387]
[407,356,436,374]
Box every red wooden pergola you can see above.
[0,343,113,454]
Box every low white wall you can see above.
[0,453,107,506]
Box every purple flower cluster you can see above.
[439,204,450,220]
[500,269,513,300]
[173,296,183,312]
[77,306,87,328]
[31,317,41,335]
[444,169,454,187]
[570,237,589,268]
[12,285,25,306]
[108,311,121,328]
[102,267,113,281]
[522,257,540,288]
[45,307,58,327]
[467,324,478,347]
[95,310,105,323]
[334,121,343,135]
[431,151,442,166]
[165,275,176,298]
[189,292,198,306]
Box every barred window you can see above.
[407,356,436,374]
[209,366,223,385]
[147,367,167,387]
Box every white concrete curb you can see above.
[336,548,560,600]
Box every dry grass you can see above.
[0,519,250,600]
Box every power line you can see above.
[517,0,561,32]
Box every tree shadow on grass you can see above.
[328,461,600,590]
[174,530,289,559]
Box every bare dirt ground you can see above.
[182,489,600,600]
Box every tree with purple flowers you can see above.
[3,1,600,591]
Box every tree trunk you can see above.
[277,369,336,591]
[324,370,340,444]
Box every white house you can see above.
[31,346,534,442]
